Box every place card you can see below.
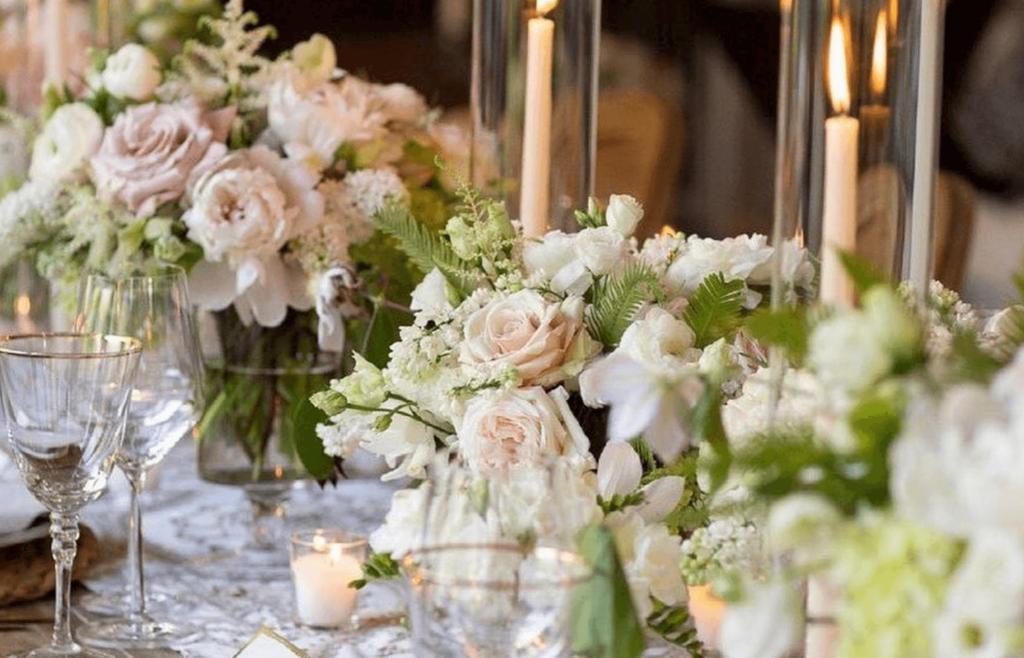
[233,627,308,658]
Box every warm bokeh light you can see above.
[536,0,558,15]
[828,18,852,115]
[13,295,30,317]
[870,11,888,98]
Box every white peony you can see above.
[605,194,643,237]
[101,43,161,100]
[29,103,103,183]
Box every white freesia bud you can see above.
[719,581,802,658]
[102,43,162,100]
[29,103,104,183]
[637,475,685,523]
[292,34,337,83]
[597,442,642,498]
[606,194,643,237]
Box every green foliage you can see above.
[838,250,892,297]
[691,387,731,493]
[646,600,705,656]
[682,273,745,349]
[642,451,707,535]
[585,264,662,347]
[571,524,645,658]
[351,552,402,589]
[597,491,645,515]
[948,330,1005,383]
[373,200,478,297]
[744,306,811,365]
[293,397,337,484]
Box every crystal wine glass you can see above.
[0,333,141,658]
[74,265,205,649]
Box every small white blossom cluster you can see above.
[680,516,762,587]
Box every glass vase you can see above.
[196,308,342,556]
[771,0,946,306]
[470,0,601,234]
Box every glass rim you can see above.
[81,263,187,283]
[0,332,143,359]
[290,528,367,550]
[404,543,591,590]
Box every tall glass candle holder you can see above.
[771,0,946,306]
[470,0,601,236]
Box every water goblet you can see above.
[74,265,205,649]
[0,332,141,658]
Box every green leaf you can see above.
[585,264,661,347]
[646,600,706,654]
[360,300,411,369]
[293,397,336,483]
[682,273,745,348]
[571,524,645,658]
[373,200,478,297]
[744,306,811,365]
[838,250,892,297]
[354,552,402,589]
[692,388,730,492]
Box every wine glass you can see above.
[0,333,141,658]
[73,265,205,649]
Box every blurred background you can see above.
[242,0,1023,306]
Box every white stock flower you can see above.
[458,387,575,476]
[460,290,589,387]
[597,442,642,498]
[580,352,704,463]
[29,103,103,183]
[719,581,802,658]
[101,43,161,100]
[605,194,643,237]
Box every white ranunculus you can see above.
[460,290,588,387]
[29,103,103,183]
[617,307,700,372]
[597,442,642,498]
[605,194,643,237]
[291,34,337,84]
[574,226,628,275]
[458,387,572,476]
[719,581,802,658]
[101,43,162,100]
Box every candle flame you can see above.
[312,534,327,550]
[14,295,30,317]
[329,544,344,564]
[888,0,899,33]
[535,0,558,16]
[660,225,678,238]
[870,12,888,98]
[827,19,851,115]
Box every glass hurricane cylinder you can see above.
[470,0,601,234]
[196,309,342,553]
[771,0,946,306]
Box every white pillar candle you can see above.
[819,19,859,306]
[518,1,556,238]
[43,0,67,89]
[291,547,362,628]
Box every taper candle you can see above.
[519,0,557,238]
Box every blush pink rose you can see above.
[90,100,234,217]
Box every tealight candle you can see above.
[289,529,367,629]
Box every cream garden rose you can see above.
[458,387,574,475]
[460,289,591,386]
[101,43,162,100]
[29,103,103,183]
[91,100,232,217]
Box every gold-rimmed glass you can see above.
[0,332,141,658]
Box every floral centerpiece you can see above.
[304,188,815,654]
[703,266,1024,658]
[0,0,458,486]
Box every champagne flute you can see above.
[74,265,204,649]
[0,333,141,658]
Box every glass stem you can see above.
[49,510,80,652]
[128,472,147,622]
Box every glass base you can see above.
[19,645,115,658]
[77,617,196,650]
[78,587,174,617]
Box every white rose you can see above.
[597,442,642,498]
[458,387,572,475]
[101,44,162,100]
[291,34,337,84]
[29,103,103,183]
[523,230,591,295]
[617,307,700,371]
[460,290,588,387]
[719,581,802,658]
[574,226,628,275]
[606,194,643,237]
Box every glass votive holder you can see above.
[289,529,367,630]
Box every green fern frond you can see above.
[682,273,746,348]
[373,201,478,297]
[585,264,661,347]
[646,600,706,656]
